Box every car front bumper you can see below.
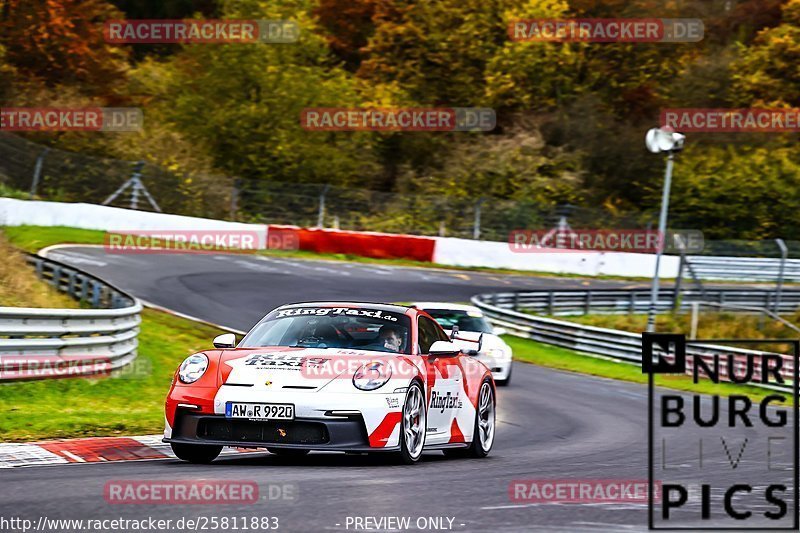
[164,410,398,452]
[165,388,407,452]
[476,356,512,381]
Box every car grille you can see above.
[196,418,329,445]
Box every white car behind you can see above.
[412,302,513,385]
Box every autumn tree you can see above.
[0,0,129,92]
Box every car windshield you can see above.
[425,309,494,334]
[240,306,412,354]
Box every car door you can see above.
[418,316,462,444]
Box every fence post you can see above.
[672,235,686,311]
[29,148,49,199]
[317,184,330,228]
[548,292,555,315]
[473,198,486,240]
[513,292,520,311]
[230,178,241,221]
[629,291,636,314]
[775,238,788,313]
[690,302,699,339]
[584,291,592,315]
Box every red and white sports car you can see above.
[164,302,496,464]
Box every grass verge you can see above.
[0,309,224,442]
[505,335,784,403]
[0,231,78,308]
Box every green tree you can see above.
[659,143,800,239]
[732,0,800,107]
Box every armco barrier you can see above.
[472,293,796,390]
[0,254,141,381]
[483,288,800,316]
[685,255,800,282]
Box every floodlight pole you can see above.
[645,151,675,333]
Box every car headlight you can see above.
[485,348,507,359]
[353,361,392,391]
[178,354,208,384]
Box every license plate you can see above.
[225,402,295,421]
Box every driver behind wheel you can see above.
[364,325,403,353]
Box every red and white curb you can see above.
[0,435,262,468]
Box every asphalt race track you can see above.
[41,246,647,331]
[2,247,794,532]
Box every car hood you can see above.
[217,346,396,391]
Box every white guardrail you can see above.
[0,255,141,381]
[685,255,800,282]
[472,292,797,390]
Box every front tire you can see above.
[396,381,426,464]
[445,379,495,459]
[469,379,496,457]
[171,443,222,464]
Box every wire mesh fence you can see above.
[0,132,230,218]
[1,131,798,256]
[235,181,650,241]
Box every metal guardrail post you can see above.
[91,282,102,308]
[80,276,89,302]
[51,265,61,289]
[67,271,77,298]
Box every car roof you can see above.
[411,302,482,313]
[276,301,415,314]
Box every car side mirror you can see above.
[213,333,236,349]
[428,340,460,357]
[450,325,459,340]
[493,327,507,336]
